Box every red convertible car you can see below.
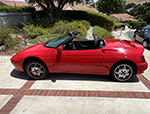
[11,31,148,82]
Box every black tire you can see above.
[111,63,135,82]
[25,60,48,80]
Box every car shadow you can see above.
[10,69,139,83]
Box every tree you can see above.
[96,0,126,15]
[134,5,146,19]
[26,0,91,20]
[135,5,150,23]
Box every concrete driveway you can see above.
[0,56,150,114]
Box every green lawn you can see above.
[147,24,150,26]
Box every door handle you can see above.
[97,54,99,57]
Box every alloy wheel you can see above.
[25,61,48,79]
[112,63,134,82]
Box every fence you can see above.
[0,12,33,28]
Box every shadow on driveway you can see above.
[10,69,139,83]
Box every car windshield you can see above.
[44,33,73,48]
[144,28,150,34]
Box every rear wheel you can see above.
[111,63,135,82]
[25,60,48,80]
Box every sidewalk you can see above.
[111,28,150,82]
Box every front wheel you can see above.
[25,60,48,80]
[111,63,135,82]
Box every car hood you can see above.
[14,42,55,58]
[103,39,144,56]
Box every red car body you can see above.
[11,32,148,81]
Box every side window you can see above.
[144,28,150,34]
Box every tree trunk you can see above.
[35,0,64,21]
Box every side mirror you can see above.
[58,46,63,51]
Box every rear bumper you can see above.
[137,62,148,74]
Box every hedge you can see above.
[0,6,36,12]
[128,21,147,29]
[114,22,125,29]
[63,10,115,32]
[93,26,114,39]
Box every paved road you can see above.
[0,56,150,114]
[0,30,150,113]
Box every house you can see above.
[0,0,98,11]
[0,0,74,11]
[111,13,137,21]
[62,4,74,10]
[0,0,28,6]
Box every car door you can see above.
[51,49,103,74]
[139,28,145,42]
[136,28,142,42]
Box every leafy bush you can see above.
[114,22,125,29]
[50,21,69,34]
[29,34,62,44]
[93,26,114,39]
[79,20,91,30]
[0,27,20,48]
[22,24,51,37]
[0,27,11,45]
[4,37,20,48]
[63,10,115,31]
[128,21,147,29]
[0,6,35,12]
[23,20,91,40]
[66,20,90,40]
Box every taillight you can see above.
[140,56,146,63]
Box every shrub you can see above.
[66,21,90,40]
[63,10,115,31]
[29,34,62,44]
[4,37,20,48]
[114,22,125,29]
[22,24,51,37]
[0,27,20,48]
[128,21,147,29]
[0,6,36,12]
[0,27,11,45]
[93,26,114,39]
[23,20,91,40]
[50,21,69,34]
[79,20,91,30]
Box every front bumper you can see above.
[11,56,24,72]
